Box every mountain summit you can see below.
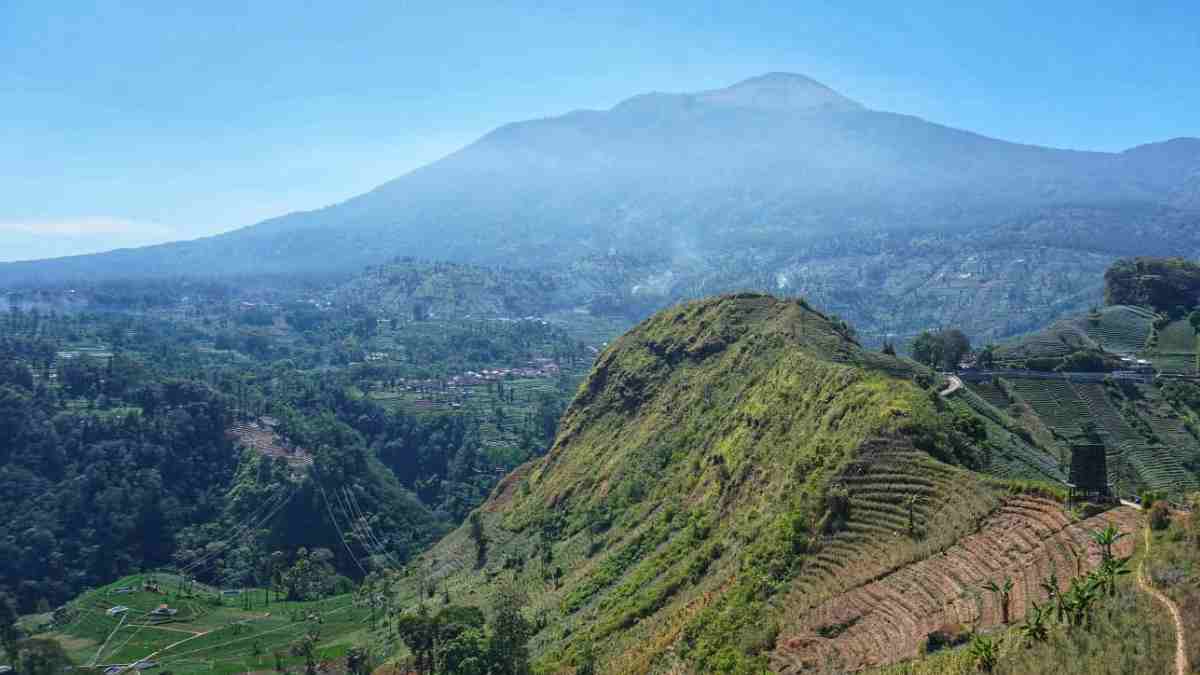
[695,72,864,111]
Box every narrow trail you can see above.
[1138,525,1189,675]
[938,374,963,398]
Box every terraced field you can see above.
[779,447,1003,610]
[1072,383,1198,495]
[1155,319,1198,353]
[1147,413,1200,455]
[770,499,1141,673]
[1003,378,1091,437]
[1151,353,1198,376]
[1078,305,1156,355]
[953,388,1064,482]
[965,381,1010,409]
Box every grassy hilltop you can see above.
[384,293,1034,673]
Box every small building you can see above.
[106,606,129,616]
[149,604,178,617]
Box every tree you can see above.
[346,646,371,675]
[976,344,996,369]
[15,638,70,675]
[910,331,944,369]
[939,329,971,371]
[488,582,532,675]
[0,592,19,666]
[1149,501,1171,531]
[468,511,488,569]
[910,329,971,370]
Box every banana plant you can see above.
[1091,524,1127,563]
[983,577,1015,624]
[967,634,1000,672]
[1018,601,1050,644]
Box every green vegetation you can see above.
[1143,499,1200,668]
[910,329,971,370]
[381,294,1028,674]
[34,573,369,674]
[1105,257,1200,313]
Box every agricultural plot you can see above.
[41,574,369,675]
[776,447,1003,637]
[1154,319,1198,353]
[1147,413,1200,459]
[770,499,1141,673]
[1072,383,1198,496]
[993,323,1083,362]
[952,389,1064,483]
[1149,352,1198,376]
[1077,305,1155,355]
[1145,319,1198,375]
[965,381,1010,410]
[1002,378,1091,437]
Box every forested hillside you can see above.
[0,286,596,613]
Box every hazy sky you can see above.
[2,1,1198,262]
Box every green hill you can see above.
[380,294,1065,673]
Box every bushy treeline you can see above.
[0,371,236,612]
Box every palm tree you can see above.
[983,577,1015,624]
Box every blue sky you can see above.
[2,1,1198,261]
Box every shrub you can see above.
[1149,502,1171,531]
[925,623,971,654]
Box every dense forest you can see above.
[0,288,594,613]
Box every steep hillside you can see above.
[381,294,1097,673]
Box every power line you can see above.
[314,477,369,576]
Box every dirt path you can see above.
[938,374,963,398]
[1138,525,1188,675]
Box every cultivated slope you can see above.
[384,294,1089,673]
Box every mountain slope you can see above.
[3,73,1198,285]
[380,294,1080,673]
